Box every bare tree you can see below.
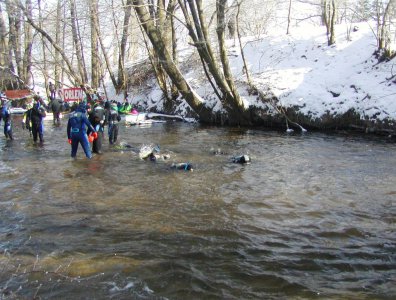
[90,0,100,89]
[22,0,33,85]
[0,3,9,69]
[322,0,337,45]
[70,0,88,84]
[54,0,64,87]
[5,0,22,77]
[132,0,213,121]
[374,0,395,58]
[38,0,49,96]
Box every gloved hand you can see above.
[88,134,94,143]
[92,132,98,139]
[68,139,72,144]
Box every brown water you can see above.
[0,116,395,299]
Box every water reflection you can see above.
[0,117,395,299]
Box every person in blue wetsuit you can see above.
[0,100,13,140]
[67,103,96,158]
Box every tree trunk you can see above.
[70,0,87,85]
[117,0,133,93]
[170,2,179,99]
[22,0,33,86]
[236,1,251,86]
[90,0,100,89]
[322,0,336,46]
[6,0,23,79]
[378,0,393,51]
[38,0,49,97]
[178,0,225,103]
[216,0,247,123]
[54,0,63,87]
[286,0,292,35]
[329,0,336,45]
[0,4,9,68]
[132,0,212,120]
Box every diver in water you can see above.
[67,103,96,159]
[0,100,13,140]
[105,102,121,144]
[25,98,46,143]
[171,162,194,171]
[231,154,251,164]
[139,144,170,161]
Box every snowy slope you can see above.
[127,21,396,125]
[235,22,396,122]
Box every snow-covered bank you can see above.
[124,22,396,133]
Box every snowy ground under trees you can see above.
[123,22,396,133]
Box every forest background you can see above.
[1,0,396,133]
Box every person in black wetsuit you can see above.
[105,102,121,144]
[25,98,46,143]
[88,102,105,154]
[50,98,62,125]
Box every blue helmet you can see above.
[76,103,86,113]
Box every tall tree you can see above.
[178,0,249,123]
[5,0,22,76]
[132,0,213,121]
[70,0,88,84]
[17,0,82,85]
[38,0,49,96]
[375,0,395,54]
[0,4,9,69]
[322,0,337,45]
[216,0,244,115]
[54,0,64,87]
[22,0,33,86]
[90,0,100,89]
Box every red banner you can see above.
[62,88,84,102]
[4,89,33,100]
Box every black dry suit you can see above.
[88,104,105,153]
[105,105,121,144]
[25,103,46,142]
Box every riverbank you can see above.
[119,22,396,133]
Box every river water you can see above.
[0,116,395,299]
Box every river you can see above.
[0,116,395,299]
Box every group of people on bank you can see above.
[0,95,122,159]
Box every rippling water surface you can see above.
[0,116,395,299]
